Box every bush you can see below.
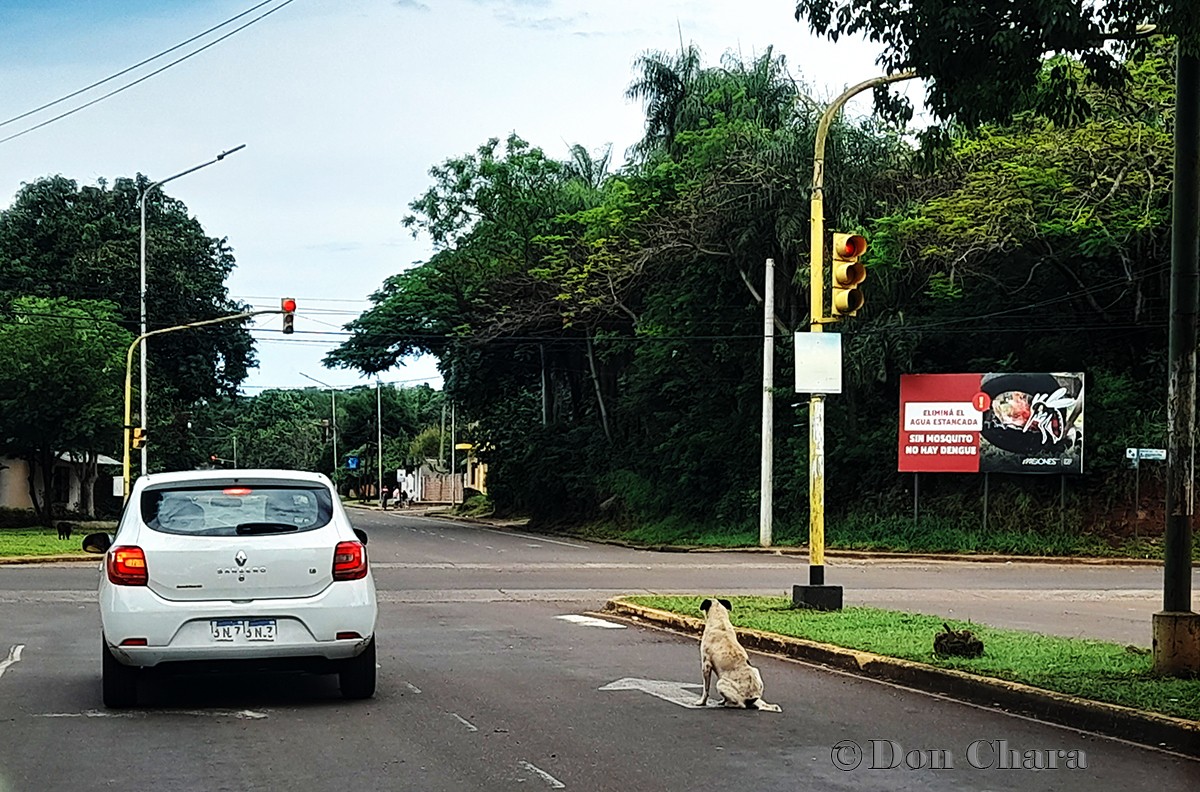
[0,507,42,529]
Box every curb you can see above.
[603,597,1200,758]
[0,554,97,565]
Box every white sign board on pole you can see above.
[794,332,842,394]
[111,476,123,497]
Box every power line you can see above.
[0,0,281,131]
[0,0,299,146]
[232,294,371,304]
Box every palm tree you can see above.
[625,45,807,162]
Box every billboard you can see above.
[898,373,1084,474]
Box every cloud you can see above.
[493,11,580,31]
[394,0,430,9]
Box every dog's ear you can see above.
[719,599,732,612]
[700,599,712,612]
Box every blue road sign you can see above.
[347,456,359,470]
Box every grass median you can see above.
[626,595,1200,722]
[0,526,111,558]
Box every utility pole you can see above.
[450,403,457,505]
[760,258,775,547]
[301,372,339,477]
[377,380,384,509]
[1155,43,1200,675]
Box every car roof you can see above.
[135,469,332,487]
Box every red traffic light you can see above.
[281,297,297,313]
[210,454,218,462]
[835,234,867,258]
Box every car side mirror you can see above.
[353,528,369,545]
[82,532,112,554]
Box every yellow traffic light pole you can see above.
[121,308,286,501]
[800,71,914,609]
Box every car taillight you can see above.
[108,546,148,586]
[332,541,367,581]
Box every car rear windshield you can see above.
[140,484,334,536]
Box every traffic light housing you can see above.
[281,297,296,335]
[830,233,867,318]
[131,428,148,449]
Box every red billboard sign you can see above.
[899,373,1084,474]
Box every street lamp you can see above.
[138,144,246,476]
[300,372,338,473]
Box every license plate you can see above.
[210,618,276,642]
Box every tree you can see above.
[0,297,131,521]
[0,175,255,472]
[793,0,1196,127]
[328,46,913,523]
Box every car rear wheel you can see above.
[102,638,138,709]
[339,636,376,700]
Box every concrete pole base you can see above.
[1152,611,1200,676]
[792,584,843,611]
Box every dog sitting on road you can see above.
[695,598,781,712]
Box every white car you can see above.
[83,469,378,708]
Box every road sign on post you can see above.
[347,456,359,470]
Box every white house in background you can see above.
[0,453,121,513]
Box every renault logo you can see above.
[235,550,248,567]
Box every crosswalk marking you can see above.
[0,645,23,680]
[555,615,626,629]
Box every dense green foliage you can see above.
[192,383,449,490]
[0,175,254,474]
[793,0,1198,128]
[324,42,1175,542]
[0,297,131,520]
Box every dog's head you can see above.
[700,598,733,616]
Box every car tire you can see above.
[339,636,376,700]
[102,638,138,709]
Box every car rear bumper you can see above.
[100,577,377,668]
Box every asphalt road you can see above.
[0,509,1194,791]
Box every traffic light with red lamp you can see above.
[281,297,296,334]
[830,233,867,318]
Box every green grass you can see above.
[0,525,113,557]
[627,595,1200,722]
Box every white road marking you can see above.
[450,713,478,732]
[598,678,707,709]
[555,615,626,630]
[404,682,422,694]
[465,525,589,549]
[518,761,566,789]
[0,645,24,679]
[36,709,268,719]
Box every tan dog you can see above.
[695,598,781,712]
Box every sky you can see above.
[0,0,924,395]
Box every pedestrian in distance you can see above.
[381,485,391,511]
[398,489,408,509]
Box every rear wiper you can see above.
[235,522,299,535]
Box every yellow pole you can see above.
[122,339,137,500]
[121,309,281,501]
[807,71,915,592]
